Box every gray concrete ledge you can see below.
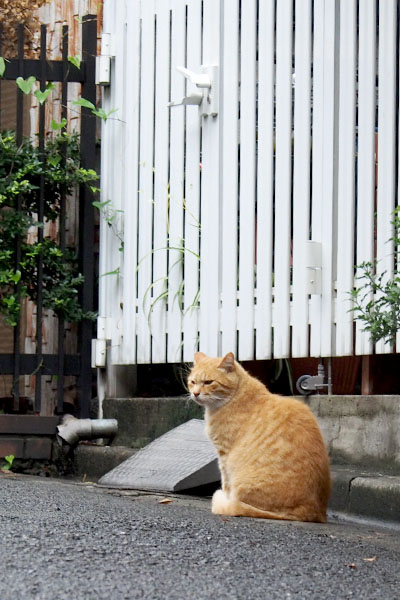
[102,395,400,472]
[102,396,203,448]
[304,395,400,473]
[89,395,400,523]
[329,466,400,524]
[74,445,137,481]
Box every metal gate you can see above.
[98,0,399,365]
[0,17,97,417]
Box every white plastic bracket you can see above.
[91,339,106,368]
[306,241,322,295]
[168,65,219,117]
[96,33,112,86]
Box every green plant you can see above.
[0,130,98,325]
[351,208,400,344]
[92,199,124,253]
[1,454,14,471]
[135,172,202,328]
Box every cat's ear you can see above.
[194,352,207,364]
[218,352,235,372]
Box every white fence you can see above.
[98,0,399,365]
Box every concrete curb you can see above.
[72,445,400,525]
[330,466,400,523]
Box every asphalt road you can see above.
[1,474,400,600]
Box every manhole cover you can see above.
[98,419,220,492]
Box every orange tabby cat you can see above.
[188,352,331,523]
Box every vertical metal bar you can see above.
[78,15,97,418]
[12,24,25,410]
[34,25,47,413]
[56,24,68,414]
[0,24,3,130]
[327,357,333,395]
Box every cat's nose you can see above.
[193,391,200,398]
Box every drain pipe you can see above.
[56,414,118,446]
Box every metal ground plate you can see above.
[98,419,220,492]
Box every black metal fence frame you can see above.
[0,16,97,418]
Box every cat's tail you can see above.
[211,490,327,523]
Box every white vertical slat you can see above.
[98,0,115,323]
[199,0,221,357]
[220,0,239,358]
[335,0,356,356]
[291,0,311,358]
[107,0,127,364]
[137,0,155,363]
[183,0,202,363]
[355,0,376,356]
[237,0,257,360]
[167,0,186,362]
[151,0,170,363]
[120,0,141,365]
[255,0,274,360]
[310,0,337,358]
[309,0,324,357]
[319,0,337,359]
[273,0,292,358]
[375,0,397,354]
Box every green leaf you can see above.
[92,107,119,122]
[34,83,56,105]
[51,117,67,131]
[48,155,62,167]
[100,267,121,277]
[5,455,14,466]
[92,200,111,210]
[73,97,96,111]
[11,270,21,283]
[16,75,36,95]
[0,57,5,77]
[68,55,81,70]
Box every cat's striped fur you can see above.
[188,352,331,523]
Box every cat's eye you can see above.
[204,380,214,385]
[189,379,195,385]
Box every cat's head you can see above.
[187,352,239,409]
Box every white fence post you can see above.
[375,0,397,355]
[220,0,240,357]
[182,0,202,363]
[237,0,257,361]
[291,0,312,358]
[272,0,293,359]
[255,0,275,360]
[310,0,338,358]
[335,0,356,356]
[355,0,376,357]
[198,0,221,357]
